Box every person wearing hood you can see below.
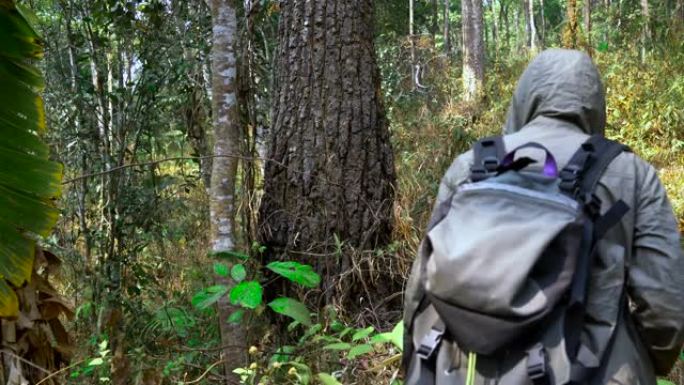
[403,49,684,384]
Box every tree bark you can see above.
[258,0,395,307]
[492,0,499,54]
[563,0,580,48]
[502,2,510,51]
[462,0,485,101]
[640,0,651,58]
[444,0,451,53]
[524,0,538,51]
[540,0,546,47]
[208,0,246,381]
[584,0,593,56]
[432,0,439,41]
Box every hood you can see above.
[503,49,606,135]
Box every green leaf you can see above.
[347,344,374,359]
[0,2,62,317]
[299,323,323,344]
[317,373,343,385]
[370,321,403,351]
[597,41,609,52]
[88,357,104,367]
[267,297,312,326]
[213,263,229,277]
[227,310,244,324]
[229,281,263,309]
[231,264,246,282]
[323,342,351,351]
[266,261,321,288]
[270,345,296,363]
[657,380,676,385]
[191,285,228,310]
[352,326,375,341]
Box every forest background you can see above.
[0,0,683,384]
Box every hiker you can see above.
[403,48,684,385]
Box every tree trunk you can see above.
[410,0,416,64]
[524,0,538,51]
[492,0,499,54]
[641,0,651,58]
[462,0,485,101]
[584,0,593,55]
[677,0,684,26]
[444,0,451,53]
[258,0,395,308]
[432,0,438,42]
[540,0,546,47]
[563,0,580,48]
[208,0,246,381]
[502,2,510,51]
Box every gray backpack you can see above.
[404,135,630,385]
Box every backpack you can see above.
[404,135,630,385]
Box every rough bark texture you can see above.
[462,0,485,101]
[208,0,246,381]
[258,0,395,305]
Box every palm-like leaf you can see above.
[0,0,62,316]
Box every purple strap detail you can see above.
[502,142,559,177]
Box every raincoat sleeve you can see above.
[627,162,684,375]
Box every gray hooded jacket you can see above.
[403,49,684,384]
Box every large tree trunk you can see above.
[208,0,246,381]
[258,0,395,308]
[462,0,485,101]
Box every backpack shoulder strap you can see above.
[471,135,506,182]
[559,135,630,212]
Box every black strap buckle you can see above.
[582,193,602,218]
[526,344,548,383]
[416,327,444,360]
[559,164,582,193]
[482,156,500,172]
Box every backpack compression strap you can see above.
[471,136,505,182]
[552,135,631,384]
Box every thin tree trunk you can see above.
[258,0,395,309]
[502,2,510,52]
[432,0,438,42]
[540,0,546,47]
[410,0,416,64]
[444,0,451,53]
[563,0,579,48]
[584,0,593,55]
[641,0,651,59]
[492,0,499,54]
[462,0,485,101]
[514,5,520,49]
[208,0,246,381]
[523,0,538,50]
